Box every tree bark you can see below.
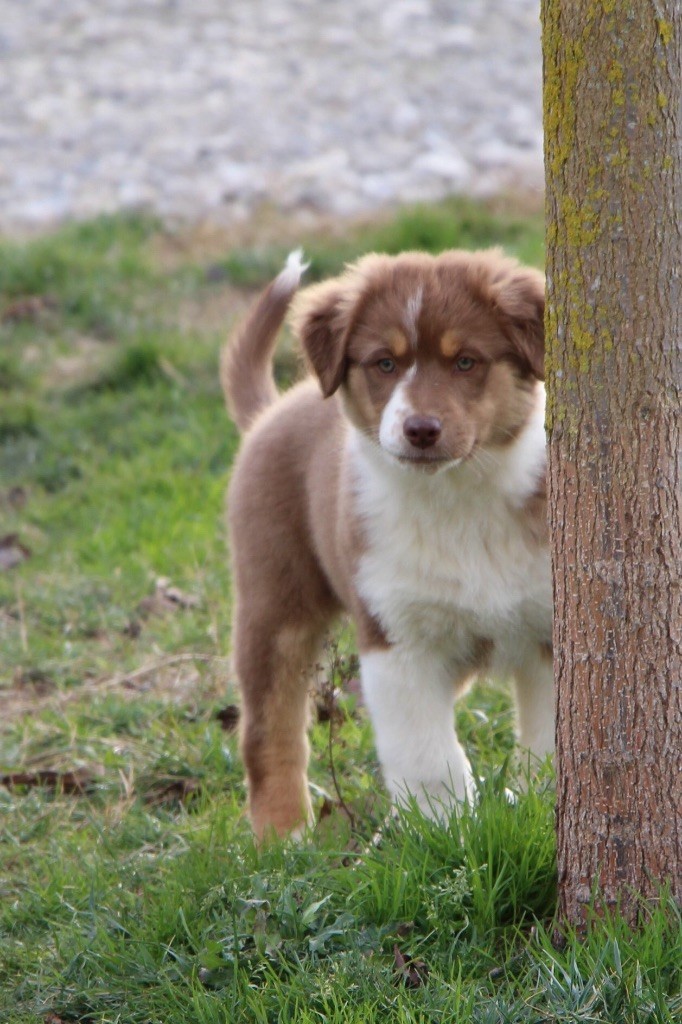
[542,1,682,929]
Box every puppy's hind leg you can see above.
[234,612,327,841]
[513,642,555,777]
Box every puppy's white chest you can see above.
[350,443,551,653]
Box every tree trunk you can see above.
[542,1,682,930]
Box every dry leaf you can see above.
[0,486,27,510]
[216,704,240,732]
[141,775,200,806]
[393,944,429,988]
[318,796,335,822]
[137,576,200,617]
[13,667,55,694]
[2,294,58,324]
[0,534,31,570]
[1,766,104,794]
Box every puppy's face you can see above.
[291,250,545,470]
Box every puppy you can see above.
[222,248,552,840]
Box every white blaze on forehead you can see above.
[403,286,423,348]
[378,367,416,453]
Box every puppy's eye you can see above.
[455,356,476,372]
[377,357,396,374]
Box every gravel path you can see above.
[0,0,543,234]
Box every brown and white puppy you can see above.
[222,248,552,840]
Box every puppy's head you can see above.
[290,249,545,470]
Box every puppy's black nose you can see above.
[403,414,442,449]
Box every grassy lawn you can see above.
[1,201,680,1022]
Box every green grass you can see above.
[216,194,545,286]
[2,202,679,1023]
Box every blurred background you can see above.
[0,0,543,235]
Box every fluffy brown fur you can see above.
[223,249,549,840]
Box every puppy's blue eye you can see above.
[377,358,396,373]
[455,356,476,372]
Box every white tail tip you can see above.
[273,248,310,295]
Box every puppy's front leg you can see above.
[360,646,475,817]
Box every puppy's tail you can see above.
[220,249,309,432]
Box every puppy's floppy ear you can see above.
[489,265,546,381]
[290,280,350,397]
